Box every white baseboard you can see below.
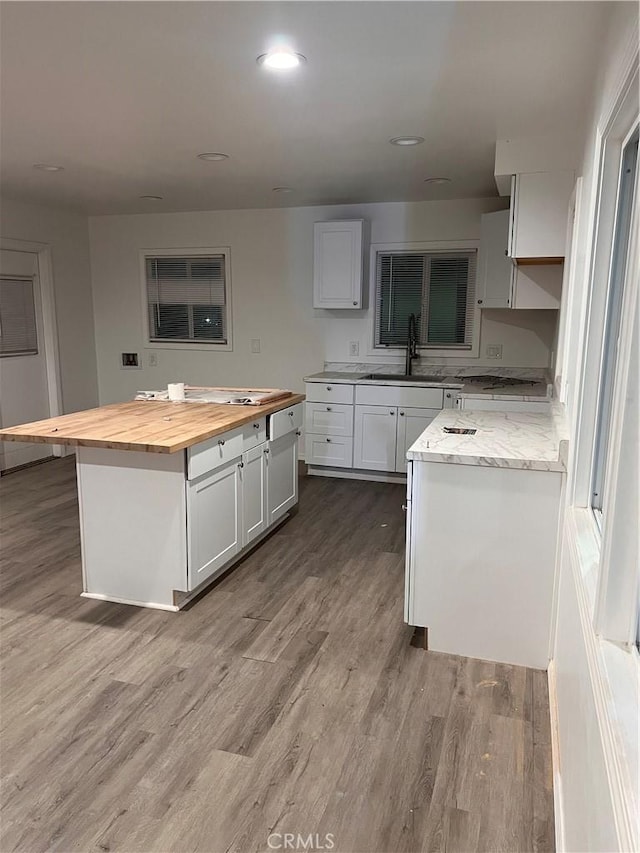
[547,659,566,852]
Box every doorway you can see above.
[0,249,53,471]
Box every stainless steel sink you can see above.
[364,373,446,383]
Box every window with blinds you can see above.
[145,253,229,345]
[375,250,477,349]
[0,277,38,357]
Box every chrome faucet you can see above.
[405,313,418,376]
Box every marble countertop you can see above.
[303,371,551,400]
[406,408,567,472]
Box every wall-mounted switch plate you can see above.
[121,352,141,369]
[349,341,360,357]
[486,344,503,359]
[251,339,261,354]
[148,352,158,367]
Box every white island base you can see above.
[405,460,562,669]
[75,418,300,611]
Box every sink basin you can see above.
[364,373,446,383]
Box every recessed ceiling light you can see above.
[139,195,163,201]
[257,50,306,70]
[197,153,229,161]
[33,163,64,171]
[424,177,452,185]
[272,186,293,193]
[389,136,424,146]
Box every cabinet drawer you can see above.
[305,402,353,437]
[305,382,355,404]
[355,384,444,409]
[306,434,354,468]
[269,403,303,440]
[188,428,243,481]
[243,417,267,451]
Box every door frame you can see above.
[0,237,64,456]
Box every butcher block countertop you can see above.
[0,394,305,454]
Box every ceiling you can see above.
[0,1,608,215]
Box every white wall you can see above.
[0,198,98,413]
[88,197,558,404]
[550,3,639,850]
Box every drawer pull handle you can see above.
[326,385,332,390]
[326,406,332,412]
[399,411,405,416]
[288,411,294,417]
[218,439,225,446]
[264,447,270,455]
[402,504,408,512]
[253,423,260,429]
[238,461,244,469]
[390,410,395,415]
[326,438,332,443]
[296,429,301,436]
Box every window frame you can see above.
[567,67,639,648]
[368,240,480,359]
[139,247,233,352]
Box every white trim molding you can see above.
[0,236,65,456]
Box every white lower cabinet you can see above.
[395,407,440,473]
[404,458,562,669]
[354,405,398,471]
[241,443,268,546]
[187,458,242,590]
[267,431,299,525]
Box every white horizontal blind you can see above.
[146,255,227,344]
[375,250,476,349]
[0,277,38,357]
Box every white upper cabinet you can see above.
[313,220,365,309]
[478,206,563,310]
[477,209,512,309]
[508,170,575,261]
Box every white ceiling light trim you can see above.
[272,186,293,193]
[257,50,306,70]
[389,136,424,146]
[139,195,163,201]
[424,177,452,184]
[197,153,229,161]
[33,163,64,171]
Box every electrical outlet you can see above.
[120,352,141,369]
[251,339,261,354]
[148,352,158,367]
[349,341,360,357]
[486,344,503,359]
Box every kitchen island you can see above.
[404,405,568,669]
[0,394,304,610]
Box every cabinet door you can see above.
[242,443,267,547]
[354,405,397,471]
[313,220,363,308]
[510,171,575,259]
[477,209,513,309]
[395,407,440,473]
[267,432,298,525]
[187,459,241,590]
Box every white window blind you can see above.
[0,277,38,357]
[375,250,477,349]
[145,255,228,344]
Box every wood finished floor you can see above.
[0,457,554,853]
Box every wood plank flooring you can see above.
[0,457,554,853]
